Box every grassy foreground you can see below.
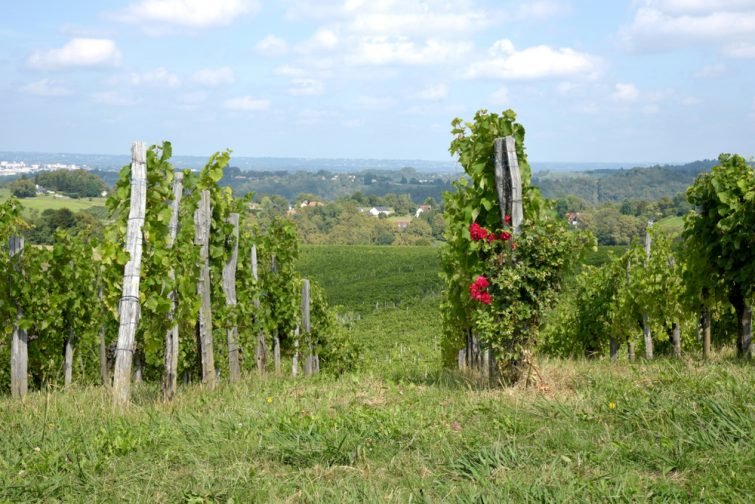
[1,358,752,502]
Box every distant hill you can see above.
[532,160,719,203]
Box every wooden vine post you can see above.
[642,221,654,360]
[252,245,267,374]
[195,189,215,388]
[490,135,523,383]
[112,141,147,408]
[271,255,281,374]
[301,279,318,376]
[222,212,241,382]
[162,172,183,401]
[97,284,109,387]
[9,235,27,398]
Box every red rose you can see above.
[504,215,512,224]
[469,222,490,241]
[479,292,492,305]
[499,231,511,241]
[469,275,492,304]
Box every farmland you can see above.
[2,244,753,502]
[0,188,106,213]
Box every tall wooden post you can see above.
[253,245,267,374]
[64,326,74,387]
[97,283,109,387]
[489,136,524,384]
[223,213,241,382]
[195,190,215,388]
[642,221,654,360]
[162,172,183,401]
[302,279,315,376]
[292,326,300,377]
[112,141,148,408]
[702,307,711,360]
[9,236,27,399]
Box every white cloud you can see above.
[489,87,510,106]
[286,0,492,37]
[647,1,755,15]
[28,38,121,70]
[288,79,324,96]
[354,95,396,109]
[348,37,471,66]
[223,96,270,111]
[681,96,702,106]
[696,63,727,78]
[298,29,340,53]
[113,0,258,29]
[612,83,640,101]
[417,83,448,101]
[619,2,755,53]
[724,42,755,58]
[193,67,235,86]
[19,79,72,97]
[466,39,599,80]
[255,35,289,56]
[515,0,572,21]
[92,91,141,107]
[273,65,307,77]
[128,67,180,87]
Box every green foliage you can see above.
[35,169,108,198]
[440,110,584,377]
[9,178,36,198]
[684,153,755,356]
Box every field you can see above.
[1,245,753,502]
[297,245,441,313]
[0,188,107,213]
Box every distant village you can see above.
[0,160,85,176]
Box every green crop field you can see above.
[0,188,107,213]
[655,215,685,233]
[297,245,441,313]
[2,244,753,502]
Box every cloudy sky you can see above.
[1,0,754,163]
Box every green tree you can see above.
[9,178,36,198]
[684,154,755,357]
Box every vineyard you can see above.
[1,109,753,501]
[0,142,354,405]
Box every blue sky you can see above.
[1,0,754,163]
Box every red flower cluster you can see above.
[504,214,512,224]
[469,222,490,241]
[469,275,492,304]
[470,222,513,243]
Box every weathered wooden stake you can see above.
[292,326,300,377]
[274,332,281,374]
[252,245,267,374]
[195,189,215,388]
[223,213,241,383]
[64,326,74,387]
[642,221,654,360]
[609,338,619,362]
[97,284,109,387]
[702,308,711,360]
[162,172,183,401]
[487,136,525,384]
[302,279,315,377]
[628,342,636,362]
[671,323,681,358]
[111,142,147,408]
[458,349,466,371]
[9,235,27,398]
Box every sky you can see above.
[1,0,754,163]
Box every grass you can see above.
[1,359,752,502]
[655,215,685,233]
[0,188,107,213]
